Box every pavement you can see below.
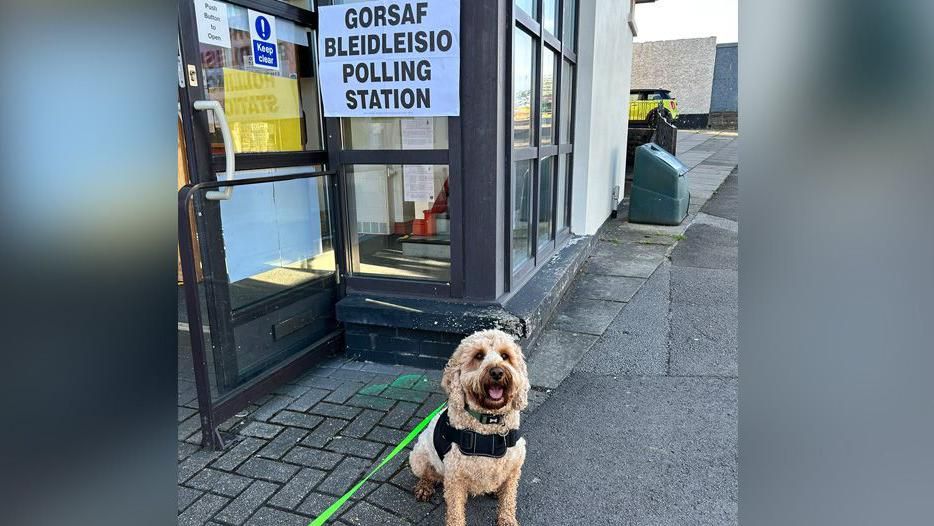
[177,130,738,525]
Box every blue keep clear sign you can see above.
[248,10,279,71]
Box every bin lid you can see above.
[639,143,688,175]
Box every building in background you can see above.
[709,42,738,129]
[631,36,717,129]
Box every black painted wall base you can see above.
[674,113,709,129]
[344,323,462,369]
[336,234,598,368]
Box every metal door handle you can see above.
[193,100,235,200]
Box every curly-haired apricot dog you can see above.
[409,329,529,526]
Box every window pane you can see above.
[211,169,334,311]
[543,0,558,35]
[199,4,323,153]
[541,48,556,144]
[341,117,449,150]
[512,160,533,270]
[538,157,555,247]
[560,61,574,143]
[563,0,576,48]
[557,155,569,231]
[347,164,451,282]
[513,28,535,148]
[515,0,536,18]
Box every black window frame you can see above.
[506,0,578,291]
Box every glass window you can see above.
[274,0,313,9]
[538,157,555,248]
[198,4,323,153]
[341,117,449,150]
[513,28,536,148]
[208,169,334,311]
[541,48,556,145]
[515,0,536,18]
[563,0,576,48]
[560,61,574,143]
[543,0,558,35]
[346,164,451,282]
[512,160,533,270]
[557,155,570,232]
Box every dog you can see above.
[409,329,529,526]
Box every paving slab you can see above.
[527,329,599,389]
[575,263,671,376]
[669,223,737,271]
[551,296,626,335]
[583,241,671,278]
[568,272,646,302]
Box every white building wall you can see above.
[571,0,635,235]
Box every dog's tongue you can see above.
[487,386,504,400]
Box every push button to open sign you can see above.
[252,15,278,69]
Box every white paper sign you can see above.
[248,10,280,71]
[403,165,436,202]
[194,0,231,48]
[400,118,434,149]
[318,0,460,117]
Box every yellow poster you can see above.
[223,68,302,152]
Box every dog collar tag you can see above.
[466,406,504,425]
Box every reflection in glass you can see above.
[198,4,323,153]
[347,164,451,282]
[512,160,533,270]
[538,157,555,247]
[557,154,569,232]
[543,0,558,35]
[541,48,556,144]
[215,172,334,311]
[341,117,449,150]
[515,0,536,18]
[563,0,577,48]
[513,28,536,148]
[560,61,574,142]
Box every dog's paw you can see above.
[414,479,435,502]
[495,517,519,526]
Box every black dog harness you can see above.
[433,408,521,459]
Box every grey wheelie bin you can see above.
[628,143,690,225]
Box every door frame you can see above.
[177,0,346,449]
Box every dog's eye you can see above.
[500,352,510,360]
[475,352,485,361]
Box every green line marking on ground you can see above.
[357,383,388,396]
[308,402,447,526]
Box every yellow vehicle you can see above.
[629,88,679,127]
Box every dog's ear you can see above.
[511,345,530,411]
[441,359,467,410]
[440,361,460,395]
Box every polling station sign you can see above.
[317,0,460,117]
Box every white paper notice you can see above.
[400,118,435,150]
[403,165,436,202]
[317,0,460,117]
[195,0,231,48]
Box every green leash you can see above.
[308,402,447,526]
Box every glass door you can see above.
[178,0,343,449]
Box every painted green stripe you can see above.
[308,402,447,526]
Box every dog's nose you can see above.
[490,367,504,381]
